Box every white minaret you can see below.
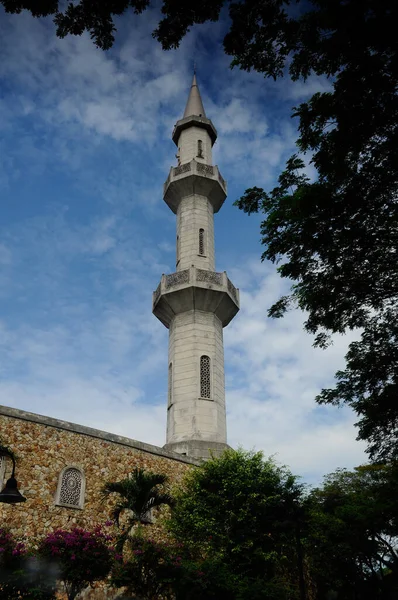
[153,74,240,460]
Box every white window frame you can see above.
[55,465,86,510]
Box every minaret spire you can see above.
[183,72,206,118]
[153,75,240,460]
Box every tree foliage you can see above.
[103,467,174,551]
[0,0,225,50]
[307,463,398,599]
[169,449,306,599]
[0,0,148,50]
[110,535,184,600]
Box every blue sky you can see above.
[0,5,366,484]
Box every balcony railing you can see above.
[165,269,190,289]
[163,159,227,196]
[153,267,239,307]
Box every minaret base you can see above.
[164,440,230,461]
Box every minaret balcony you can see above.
[163,159,227,214]
[152,266,239,329]
[172,115,218,145]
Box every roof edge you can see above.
[0,405,200,465]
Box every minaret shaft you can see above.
[152,74,239,460]
[177,127,213,165]
[176,195,215,271]
[166,311,226,456]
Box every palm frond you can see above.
[103,467,174,527]
[109,500,131,527]
[102,480,134,499]
[146,492,175,510]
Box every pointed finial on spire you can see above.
[183,71,206,119]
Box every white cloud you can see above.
[277,73,334,101]
[0,244,12,265]
[224,260,366,483]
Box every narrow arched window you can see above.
[176,235,180,266]
[55,466,85,509]
[199,229,205,255]
[0,456,6,488]
[200,355,211,399]
[168,362,173,406]
[197,139,204,158]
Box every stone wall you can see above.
[0,405,197,542]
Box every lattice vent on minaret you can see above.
[58,468,84,508]
[168,363,173,406]
[200,355,211,398]
[199,229,205,255]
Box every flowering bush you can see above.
[38,526,113,600]
[0,527,26,599]
[0,527,25,557]
[0,528,56,600]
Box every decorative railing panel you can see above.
[173,163,191,177]
[197,163,214,177]
[196,269,223,285]
[218,171,226,189]
[165,270,189,289]
[154,282,161,304]
[227,278,238,303]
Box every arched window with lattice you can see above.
[168,362,173,407]
[55,466,85,509]
[199,228,205,255]
[200,355,211,399]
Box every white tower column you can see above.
[153,74,240,460]
[176,195,215,271]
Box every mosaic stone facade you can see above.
[0,406,196,543]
